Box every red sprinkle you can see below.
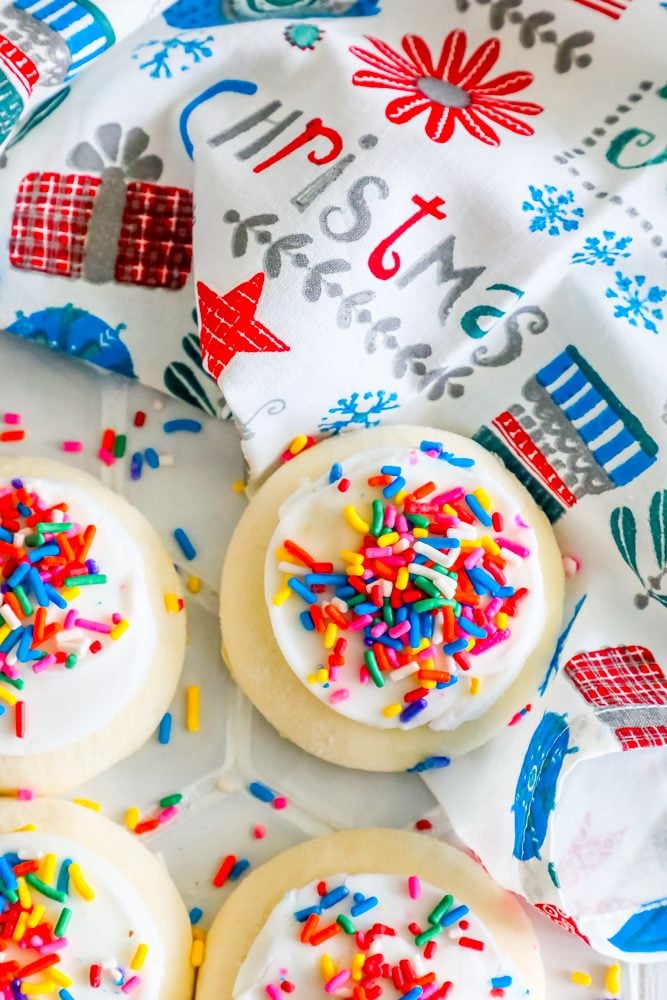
[0,430,25,443]
[212,854,237,888]
[273,796,287,810]
[133,410,146,427]
[253,825,266,839]
[90,963,102,987]
[458,936,485,951]
[337,478,351,493]
[134,819,159,835]
[415,819,432,831]
[14,702,25,739]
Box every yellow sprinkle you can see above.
[186,575,201,594]
[496,611,508,630]
[340,550,363,564]
[307,674,318,685]
[382,704,402,718]
[131,943,149,971]
[73,798,101,812]
[316,668,329,684]
[396,566,409,590]
[418,638,431,652]
[275,547,302,564]
[17,876,31,909]
[393,489,407,506]
[21,983,57,995]
[412,527,429,538]
[69,862,95,902]
[27,905,44,928]
[377,531,399,547]
[351,952,365,981]
[190,935,206,968]
[13,910,28,941]
[164,593,181,614]
[0,686,17,706]
[110,618,129,640]
[40,853,56,885]
[459,539,480,550]
[0,624,10,644]
[570,971,592,987]
[473,487,493,511]
[320,954,336,980]
[186,686,200,733]
[125,807,140,831]
[423,680,437,690]
[232,480,246,494]
[346,564,365,576]
[605,964,621,996]
[60,586,79,601]
[481,535,501,556]
[272,585,292,606]
[470,677,480,696]
[15,824,36,832]
[323,623,337,649]
[289,434,308,455]
[421,657,434,671]
[49,968,72,988]
[344,505,370,534]
[442,504,457,517]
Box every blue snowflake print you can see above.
[132,34,214,78]
[522,184,584,237]
[319,390,400,435]
[571,230,633,267]
[606,272,666,334]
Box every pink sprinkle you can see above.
[432,487,464,505]
[364,547,387,559]
[408,875,421,899]
[328,688,350,705]
[496,537,530,558]
[158,805,179,824]
[470,629,510,655]
[515,514,531,528]
[62,441,83,453]
[464,548,484,570]
[97,447,115,466]
[384,505,397,529]
[64,609,78,629]
[121,976,141,994]
[265,987,280,1000]
[3,413,20,425]
[562,555,580,577]
[485,598,502,618]
[348,615,372,632]
[273,796,287,810]
[17,788,33,801]
[370,622,387,638]
[388,621,410,639]
[1,664,19,680]
[253,825,266,839]
[385,647,400,668]
[75,618,112,634]
[359,666,370,684]
[329,666,340,682]
[395,515,408,533]
[361,568,373,580]
[32,654,56,674]
[417,645,435,661]
[112,612,122,624]
[37,938,68,954]
[325,970,350,993]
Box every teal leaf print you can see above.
[610,506,641,581]
[649,490,667,571]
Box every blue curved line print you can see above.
[179,79,258,159]
[608,904,667,954]
[512,711,574,861]
[164,0,380,29]
[539,594,587,696]
[6,305,135,378]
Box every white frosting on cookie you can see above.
[265,446,545,732]
[0,475,157,755]
[0,830,164,996]
[234,873,526,999]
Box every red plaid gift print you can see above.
[615,725,667,751]
[564,645,667,708]
[10,172,101,277]
[115,181,193,290]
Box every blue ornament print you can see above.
[608,903,667,954]
[522,184,584,236]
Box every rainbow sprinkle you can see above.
[0,480,130,741]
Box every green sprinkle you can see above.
[54,906,72,938]
[63,574,107,587]
[346,594,366,608]
[413,576,440,598]
[159,793,183,808]
[382,599,394,627]
[0,884,18,904]
[65,654,77,670]
[24,533,44,548]
[428,893,454,926]
[415,923,443,947]
[405,513,429,528]
[34,523,73,533]
[26,874,67,903]
[364,649,385,689]
[412,598,447,613]
[114,434,127,458]
[370,499,384,538]
[0,675,25,690]
[337,914,355,934]
[13,586,33,616]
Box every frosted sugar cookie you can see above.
[0,458,186,792]
[221,426,563,770]
[196,828,544,1000]
[0,798,192,998]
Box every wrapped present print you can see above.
[163,0,379,29]
[0,31,38,143]
[9,122,193,289]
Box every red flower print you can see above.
[350,30,543,147]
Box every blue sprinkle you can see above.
[0,627,23,654]
[350,895,379,916]
[17,503,31,517]
[299,610,315,631]
[248,781,275,803]
[28,568,48,609]
[395,606,408,624]
[439,451,475,467]
[401,988,423,1000]
[320,885,349,909]
[145,447,160,469]
[7,563,29,587]
[407,756,451,774]
[443,638,469,655]
[56,859,71,896]
[420,440,442,454]
[287,577,318,604]
[352,602,378,615]
[457,618,487,639]
[383,475,406,499]
[0,857,17,892]
[44,583,67,609]
[408,610,421,648]
[491,976,512,989]
[174,527,196,561]
[294,904,321,922]
[59,990,75,1000]
[189,907,203,925]
[163,419,202,434]
[380,465,402,476]
[419,537,460,550]
[441,903,469,926]
[372,633,403,651]
[0,706,6,717]
[400,698,428,724]
[496,585,515,598]
[303,574,348,586]
[0,527,13,543]
[158,712,172,745]
[27,543,59,563]
[421,612,434,640]
[465,493,493,527]
[468,567,499,596]
[130,452,143,481]
[328,462,343,483]
[16,627,35,663]
[229,858,251,881]
[336,585,356,600]
[436,676,458,689]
